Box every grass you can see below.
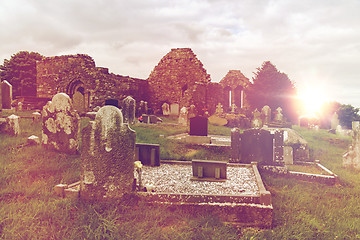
[1,111,360,239]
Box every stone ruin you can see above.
[41,93,80,154]
[80,105,136,200]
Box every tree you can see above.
[0,51,43,97]
[337,104,360,129]
[246,61,298,122]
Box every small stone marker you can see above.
[80,105,136,200]
[27,135,40,145]
[189,116,208,136]
[178,107,188,125]
[170,103,179,116]
[6,114,20,136]
[41,93,80,154]
[230,103,237,113]
[191,160,227,182]
[122,96,136,124]
[162,103,170,116]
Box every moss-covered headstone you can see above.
[80,105,136,200]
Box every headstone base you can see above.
[185,135,211,144]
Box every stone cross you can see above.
[80,105,136,200]
[230,103,237,113]
[215,103,223,115]
[41,93,80,154]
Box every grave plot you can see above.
[137,161,273,228]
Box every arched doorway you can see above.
[67,80,87,114]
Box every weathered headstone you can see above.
[274,107,283,122]
[6,114,20,136]
[331,112,339,130]
[189,116,208,136]
[138,100,147,116]
[41,93,80,154]
[262,105,271,124]
[32,112,41,122]
[170,103,179,116]
[178,107,188,125]
[283,146,293,165]
[252,109,263,129]
[80,105,136,200]
[162,102,170,116]
[188,104,197,119]
[73,91,86,114]
[191,160,227,181]
[1,80,12,109]
[122,96,136,124]
[230,128,241,162]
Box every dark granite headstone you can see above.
[105,99,119,108]
[240,129,273,164]
[135,143,160,166]
[189,116,208,136]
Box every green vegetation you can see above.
[1,112,360,239]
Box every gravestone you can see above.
[80,105,136,200]
[231,103,237,113]
[41,93,80,154]
[1,80,12,109]
[73,91,86,114]
[135,143,160,166]
[178,107,188,125]
[274,107,283,122]
[162,103,170,116]
[105,99,119,108]
[138,100,148,116]
[331,112,339,130]
[231,128,284,165]
[189,116,208,136]
[32,112,41,122]
[122,96,136,124]
[262,105,271,124]
[191,160,227,181]
[215,103,224,115]
[17,102,23,111]
[188,105,197,119]
[170,103,179,116]
[252,109,263,129]
[283,146,293,165]
[6,114,20,136]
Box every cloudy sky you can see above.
[1,0,360,107]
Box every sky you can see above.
[1,0,360,108]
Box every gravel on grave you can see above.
[139,164,260,196]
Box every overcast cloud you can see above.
[1,0,360,106]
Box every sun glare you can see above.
[298,86,328,116]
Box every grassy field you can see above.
[1,111,360,239]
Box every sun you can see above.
[298,86,328,117]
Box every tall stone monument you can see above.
[1,80,12,109]
[80,105,136,200]
[41,93,80,154]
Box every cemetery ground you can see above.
[1,111,360,239]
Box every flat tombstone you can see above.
[162,103,170,116]
[105,99,119,108]
[1,80,12,109]
[170,103,179,116]
[189,116,208,136]
[122,96,136,124]
[41,93,80,154]
[80,105,136,200]
[178,107,188,125]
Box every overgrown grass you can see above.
[1,114,360,239]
